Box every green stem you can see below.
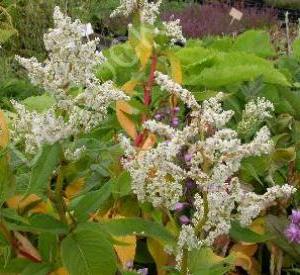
[195,191,209,238]
[54,168,68,225]
[180,248,188,275]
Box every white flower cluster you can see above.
[11,101,73,154]
[16,6,105,95]
[111,0,186,45]
[11,7,128,154]
[238,97,274,135]
[120,72,295,268]
[111,0,162,25]
[162,19,186,45]
[64,145,87,161]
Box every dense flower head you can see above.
[111,0,185,45]
[111,0,162,25]
[120,72,296,268]
[11,7,129,154]
[16,6,106,94]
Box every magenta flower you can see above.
[173,202,188,212]
[179,215,190,225]
[184,153,193,163]
[285,223,300,244]
[291,210,300,225]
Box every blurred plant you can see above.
[162,2,277,38]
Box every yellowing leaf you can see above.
[114,235,137,267]
[116,101,137,139]
[122,80,139,95]
[231,244,260,275]
[231,243,258,257]
[110,215,136,267]
[135,28,153,69]
[6,194,49,214]
[50,267,69,275]
[0,110,9,148]
[167,52,183,84]
[147,238,170,275]
[65,178,85,199]
[141,133,156,150]
[250,217,266,235]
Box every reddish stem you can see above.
[144,54,158,106]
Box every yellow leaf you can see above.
[135,28,153,69]
[7,194,49,214]
[122,80,139,95]
[0,110,9,148]
[147,238,170,275]
[231,244,260,275]
[116,101,137,140]
[112,215,136,267]
[141,133,156,150]
[167,52,183,84]
[65,178,85,199]
[250,217,266,235]
[50,267,69,275]
[231,243,258,257]
[114,235,137,267]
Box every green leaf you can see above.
[21,262,53,275]
[188,247,234,275]
[27,143,61,197]
[230,220,272,243]
[38,233,57,262]
[292,38,300,60]
[61,223,117,275]
[72,181,112,222]
[6,214,68,235]
[23,94,56,113]
[0,154,15,204]
[100,218,176,246]
[112,171,132,199]
[232,30,276,58]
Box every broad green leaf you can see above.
[112,171,132,199]
[23,94,56,113]
[188,247,234,275]
[61,223,117,275]
[100,218,176,246]
[71,181,112,222]
[27,143,61,197]
[21,262,53,275]
[38,233,57,262]
[6,214,68,235]
[232,30,276,58]
[230,221,272,243]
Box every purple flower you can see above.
[154,113,163,121]
[179,215,190,225]
[171,117,179,127]
[185,179,197,191]
[173,106,180,113]
[291,210,300,225]
[285,223,300,244]
[184,153,193,163]
[173,202,188,212]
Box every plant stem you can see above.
[54,168,68,225]
[195,191,209,238]
[144,54,158,106]
[180,248,189,275]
